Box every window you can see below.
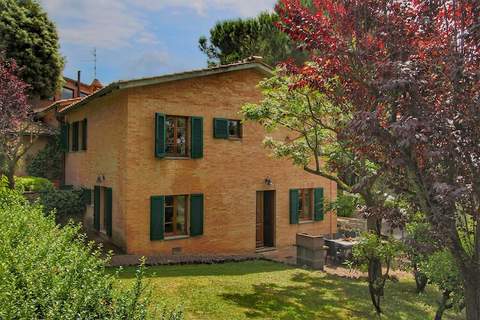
[298,189,313,221]
[164,195,188,237]
[71,121,79,151]
[61,87,75,100]
[213,118,242,139]
[228,120,241,138]
[166,116,189,157]
[81,119,87,150]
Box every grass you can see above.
[112,260,463,320]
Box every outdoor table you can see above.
[324,238,359,264]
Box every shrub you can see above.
[0,188,151,319]
[14,176,54,192]
[328,192,362,217]
[26,135,63,181]
[39,188,86,219]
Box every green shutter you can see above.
[191,117,203,159]
[314,188,324,221]
[60,123,69,152]
[155,113,166,158]
[190,194,204,236]
[289,189,299,224]
[213,118,228,139]
[93,186,100,231]
[72,121,79,151]
[150,196,165,240]
[105,187,113,237]
[81,119,88,150]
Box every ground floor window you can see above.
[298,189,313,221]
[165,195,188,236]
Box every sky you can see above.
[40,0,277,86]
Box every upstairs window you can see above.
[214,118,242,139]
[61,87,75,100]
[166,116,189,157]
[228,120,241,138]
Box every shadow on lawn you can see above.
[222,272,436,320]
[113,260,293,279]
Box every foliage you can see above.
[276,1,479,318]
[114,261,463,320]
[329,192,362,217]
[0,0,64,98]
[39,188,87,219]
[351,232,404,314]
[199,12,307,67]
[27,135,63,180]
[13,176,54,192]
[421,250,464,319]
[404,214,439,293]
[0,57,35,189]
[0,188,152,319]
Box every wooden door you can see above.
[256,191,264,248]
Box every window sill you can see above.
[164,235,190,241]
[299,220,314,224]
[164,156,191,160]
[227,137,242,141]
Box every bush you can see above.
[14,176,54,192]
[26,135,63,181]
[0,188,151,319]
[39,188,87,219]
[328,192,362,217]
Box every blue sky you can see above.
[40,0,277,86]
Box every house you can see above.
[59,59,337,255]
[16,76,103,177]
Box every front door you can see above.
[256,191,275,248]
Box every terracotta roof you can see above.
[59,58,273,114]
[34,97,83,116]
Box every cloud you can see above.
[40,0,154,49]
[132,0,276,17]
[122,50,171,80]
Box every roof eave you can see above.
[59,62,273,115]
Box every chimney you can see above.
[77,70,81,98]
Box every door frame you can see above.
[256,190,276,248]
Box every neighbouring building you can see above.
[59,60,337,255]
[16,75,103,177]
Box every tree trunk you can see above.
[6,166,15,189]
[464,271,480,320]
[413,264,428,293]
[368,257,383,314]
[434,290,452,320]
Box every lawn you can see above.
[112,260,462,320]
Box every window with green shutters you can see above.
[289,188,325,224]
[105,188,112,237]
[214,118,242,139]
[150,193,204,241]
[155,113,203,159]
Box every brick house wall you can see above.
[63,66,337,255]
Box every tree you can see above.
[276,0,479,318]
[242,70,407,313]
[0,0,64,98]
[199,12,307,67]
[0,57,36,189]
